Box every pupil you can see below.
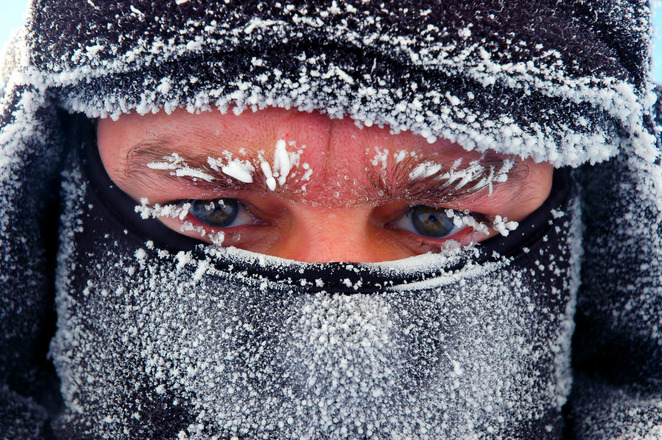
[411,206,455,238]
[190,199,239,227]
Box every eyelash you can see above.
[388,206,483,241]
[172,198,491,244]
[185,198,257,229]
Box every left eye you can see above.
[392,205,466,239]
[187,198,254,228]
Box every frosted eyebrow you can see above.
[122,142,269,192]
[122,142,528,203]
[365,154,528,205]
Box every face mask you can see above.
[51,120,581,439]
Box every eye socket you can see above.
[391,205,468,239]
[188,198,255,228]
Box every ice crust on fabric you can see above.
[8,0,654,168]
[0,81,65,438]
[569,147,662,438]
[569,374,662,440]
[50,150,583,439]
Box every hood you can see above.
[5,0,657,167]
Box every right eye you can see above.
[188,198,255,228]
[391,205,470,239]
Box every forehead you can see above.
[100,107,483,163]
[97,107,515,205]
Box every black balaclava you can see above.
[1,1,661,439]
[49,117,580,439]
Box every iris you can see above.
[410,206,461,238]
[189,199,239,228]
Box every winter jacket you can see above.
[1,1,661,438]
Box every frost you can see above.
[404,155,515,198]
[85,45,105,57]
[148,153,215,182]
[444,209,490,235]
[221,159,254,183]
[4,1,660,438]
[129,5,144,17]
[273,139,291,186]
[49,156,586,438]
[135,198,191,221]
[260,160,277,191]
[409,161,443,180]
[492,215,519,237]
[134,248,147,260]
[256,140,306,190]
[458,27,472,39]
[7,0,651,168]
[157,77,172,95]
[393,150,408,164]
[370,147,389,170]
[550,208,566,219]
[146,146,312,190]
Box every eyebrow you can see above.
[368,152,528,199]
[121,141,528,203]
[123,141,269,192]
[365,153,528,205]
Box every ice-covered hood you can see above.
[2,0,659,166]
[2,1,662,439]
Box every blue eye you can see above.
[188,198,254,228]
[392,206,465,239]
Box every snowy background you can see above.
[1,1,662,82]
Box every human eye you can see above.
[135,197,267,247]
[186,198,255,229]
[388,205,483,244]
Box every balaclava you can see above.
[50,115,579,439]
[1,1,660,439]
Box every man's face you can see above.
[97,108,553,262]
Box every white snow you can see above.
[492,215,519,237]
[260,160,277,191]
[221,159,255,183]
[273,139,291,186]
[148,153,216,182]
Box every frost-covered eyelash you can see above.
[134,198,226,245]
[415,209,519,238]
[135,197,191,220]
[444,209,491,235]
[452,210,519,237]
[134,197,519,244]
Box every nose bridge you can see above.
[297,235,367,264]
[266,112,386,263]
[282,206,379,263]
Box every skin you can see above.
[98,107,553,263]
